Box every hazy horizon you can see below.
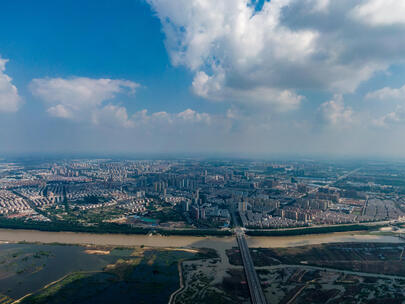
[2,0,405,157]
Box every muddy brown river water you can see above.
[0,228,403,250]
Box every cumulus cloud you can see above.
[192,70,303,111]
[311,0,331,13]
[147,0,405,111]
[0,57,22,113]
[373,112,400,127]
[29,76,211,129]
[148,0,313,109]
[319,94,353,126]
[131,109,171,125]
[30,77,139,120]
[47,104,73,119]
[130,108,211,127]
[366,85,405,101]
[372,105,405,127]
[351,0,405,26]
[92,104,135,128]
[177,108,211,123]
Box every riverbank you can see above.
[2,228,405,304]
[0,217,232,237]
[245,223,384,236]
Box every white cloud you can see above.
[147,0,315,109]
[373,112,399,127]
[92,104,135,128]
[177,108,211,123]
[319,94,353,126]
[373,106,405,127]
[30,77,139,120]
[147,0,405,111]
[366,85,405,101]
[233,87,303,112]
[29,76,210,130]
[0,57,22,113]
[85,104,212,129]
[192,69,303,111]
[311,0,331,13]
[131,108,211,127]
[131,109,172,125]
[352,0,405,26]
[47,104,73,119]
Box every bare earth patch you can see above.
[84,250,110,255]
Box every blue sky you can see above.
[0,0,202,112]
[2,0,405,157]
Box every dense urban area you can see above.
[4,157,405,304]
[1,157,405,234]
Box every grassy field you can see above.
[228,242,405,276]
[227,242,405,303]
[258,266,405,304]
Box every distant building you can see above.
[297,184,308,193]
[191,206,199,220]
[181,200,190,212]
[200,207,206,220]
[136,190,145,198]
[238,201,248,213]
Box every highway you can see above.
[236,228,267,304]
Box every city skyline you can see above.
[2,0,405,157]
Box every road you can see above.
[259,263,405,281]
[293,167,363,200]
[232,168,362,304]
[332,167,362,185]
[283,168,362,207]
[236,228,267,304]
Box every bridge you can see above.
[236,228,267,304]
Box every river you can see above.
[0,228,403,250]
